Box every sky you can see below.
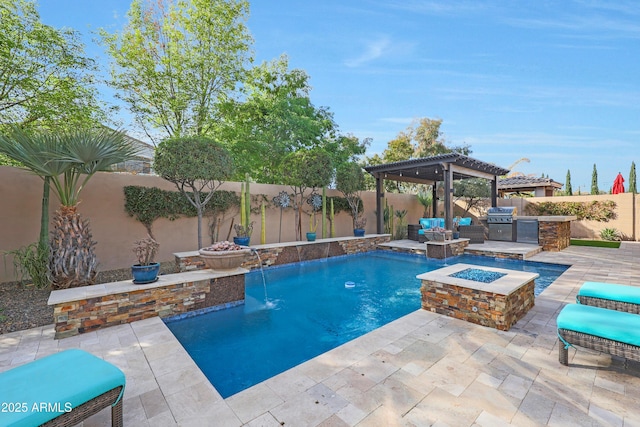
[36,0,639,192]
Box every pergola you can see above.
[364,153,510,233]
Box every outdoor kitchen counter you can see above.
[478,215,576,251]
[478,215,577,222]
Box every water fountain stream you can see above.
[252,249,274,308]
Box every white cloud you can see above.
[344,36,392,68]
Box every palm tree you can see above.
[0,127,139,288]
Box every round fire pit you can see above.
[198,245,251,271]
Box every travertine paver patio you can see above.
[1,242,640,426]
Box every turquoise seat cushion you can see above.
[557,304,640,347]
[419,218,434,229]
[458,217,472,226]
[0,349,126,426]
[578,281,640,304]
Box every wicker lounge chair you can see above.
[0,349,126,426]
[577,281,640,314]
[557,304,640,366]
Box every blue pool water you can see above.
[165,251,568,397]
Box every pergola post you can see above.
[491,176,498,207]
[443,164,454,229]
[375,173,384,234]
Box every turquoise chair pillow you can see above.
[458,217,472,226]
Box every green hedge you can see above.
[124,186,239,232]
[525,200,616,222]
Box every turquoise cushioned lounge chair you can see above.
[557,304,640,366]
[577,281,640,314]
[0,349,126,427]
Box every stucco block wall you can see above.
[0,166,422,283]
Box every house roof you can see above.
[498,176,563,190]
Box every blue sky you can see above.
[37,0,639,192]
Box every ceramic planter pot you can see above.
[233,236,250,246]
[198,248,251,271]
[353,228,365,237]
[306,232,316,241]
[131,262,160,284]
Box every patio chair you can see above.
[417,218,445,242]
[457,218,485,244]
[577,281,640,314]
[0,349,126,427]
[557,303,640,366]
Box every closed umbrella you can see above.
[612,172,625,194]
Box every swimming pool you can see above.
[165,251,568,397]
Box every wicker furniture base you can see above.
[577,295,640,314]
[41,386,124,427]
[458,225,485,244]
[558,329,640,366]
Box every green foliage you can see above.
[394,209,408,240]
[281,148,333,190]
[0,0,106,129]
[416,190,433,217]
[526,200,617,222]
[336,161,367,223]
[591,164,599,195]
[330,196,362,216]
[453,178,490,215]
[600,228,622,241]
[565,170,573,195]
[4,242,49,288]
[218,55,342,182]
[570,239,620,248]
[630,161,637,194]
[124,185,239,235]
[101,0,252,139]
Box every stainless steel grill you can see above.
[487,207,517,241]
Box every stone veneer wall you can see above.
[51,274,244,339]
[420,278,535,331]
[426,240,469,259]
[539,221,571,251]
[176,235,392,272]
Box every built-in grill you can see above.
[487,207,517,241]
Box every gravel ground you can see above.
[0,261,177,335]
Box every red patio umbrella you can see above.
[612,172,625,194]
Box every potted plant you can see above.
[199,240,252,271]
[234,175,253,246]
[307,213,317,241]
[132,235,160,284]
[336,162,367,237]
[233,223,253,246]
[354,216,366,237]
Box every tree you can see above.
[0,0,105,130]
[453,178,490,216]
[629,161,637,194]
[101,0,252,140]
[281,148,333,240]
[218,55,341,183]
[591,164,599,195]
[154,136,233,249]
[0,127,139,289]
[336,162,367,228]
[364,117,471,193]
[565,170,573,196]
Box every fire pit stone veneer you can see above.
[418,263,538,331]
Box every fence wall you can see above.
[496,193,638,240]
[0,166,423,283]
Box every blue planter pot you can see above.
[233,236,250,246]
[131,263,160,284]
[306,232,316,242]
[354,228,365,237]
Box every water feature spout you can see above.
[251,249,272,308]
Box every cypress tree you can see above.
[630,161,637,194]
[591,164,599,195]
[565,170,573,195]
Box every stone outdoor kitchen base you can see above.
[418,263,538,331]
